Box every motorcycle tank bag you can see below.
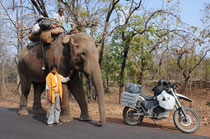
[152,80,168,96]
[125,83,142,94]
[157,90,175,110]
[152,85,164,96]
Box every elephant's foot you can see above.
[18,109,29,116]
[79,113,92,121]
[60,114,73,123]
[33,108,46,115]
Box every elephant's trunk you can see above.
[91,63,105,126]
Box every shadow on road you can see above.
[73,117,98,126]
[106,117,178,132]
[5,108,178,132]
[7,107,33,114]
[7,108,19,113]
[32,114,47,124]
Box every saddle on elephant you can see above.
[28,19,76,44]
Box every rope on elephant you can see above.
[41,43,46,70]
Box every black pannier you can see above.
[152,80,168,96]
[152,85,164,96]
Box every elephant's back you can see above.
[20,42,42,60]
[18,41,47,82]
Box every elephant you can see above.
[17,32,105,126]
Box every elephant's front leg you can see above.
[60,83,73,122]
[33,83,46,115]
[70,72,91,121]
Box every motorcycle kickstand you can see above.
[152,119,160,128]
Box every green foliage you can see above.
[206,102,210,107]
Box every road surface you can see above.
[0,107,207,139]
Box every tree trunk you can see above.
[99,22,108,66]
[159,59,162,78]
[99,0,120,66]
[137,71,144,85]
[183,77,190,93]
[105,72,109,92]
[2,61,7,93]
[119,43,130,103]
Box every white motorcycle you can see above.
[121,80,200,133]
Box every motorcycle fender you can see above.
[175,93,192,102]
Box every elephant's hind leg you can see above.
[18,80,31,116]
[32,82,46,115]
[70,72,92,121]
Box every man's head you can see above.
[50,64,57,74]
[58,8,64,16]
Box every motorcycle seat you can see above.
[140,93,155,100]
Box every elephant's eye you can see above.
[81,51,87,56]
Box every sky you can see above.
[144,0,209,28]
[1,0,209,57]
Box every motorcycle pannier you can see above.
[125,83,142,94]
[121,92,138,108]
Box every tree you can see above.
[30,0,49,17]
[98,0,120,66]
[172,25,209,90]
[110,0,183,102]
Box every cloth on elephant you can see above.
[40,30,52,44]
[28,33,40,42]
[39,19,52,31]
[62,29,79,44]
[31,23,41,35]
[46,72,63,103]
[52,22,62,29]
[69,29,78,35]
[62,22,71,34]
[51,27,64,35]
[40,27,64,44]
[28,18,44,42]
[62,35,70,44]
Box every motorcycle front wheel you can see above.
[173,107,200,133]
[123,107,144,126]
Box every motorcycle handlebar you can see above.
[167,81,176,89]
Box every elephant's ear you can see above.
[69,37,77,64]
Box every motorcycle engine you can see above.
[153,106,166,118]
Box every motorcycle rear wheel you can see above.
[123,107,144,126]
[173,107,200,133]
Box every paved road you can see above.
[0,107,208,139]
